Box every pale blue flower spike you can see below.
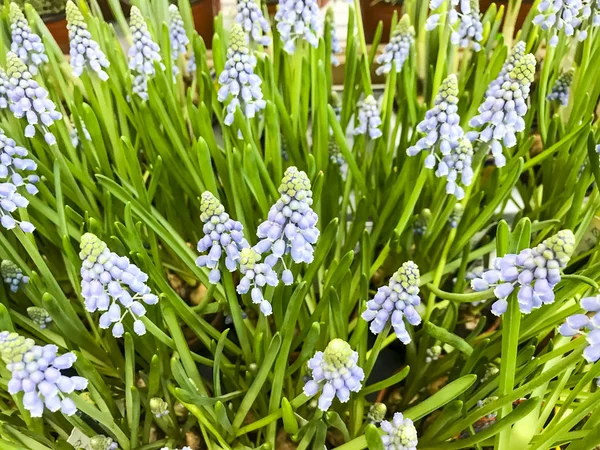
[381,412,419,450]
[9,3,48,76]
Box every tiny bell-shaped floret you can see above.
[217,24,266,126]
[425,345,443,363]
[9,3,48,76]
[236,0,271,46]
[150,397,170,418]
[380,412,418,450]
[362,261,422,344]
[79,233,159,338]
[303,339,365,411]
[196,191,250,283]
[27,306,52,329]
[547,68,574,106]
[90,435,118,450]
[376,15,414,75]
[1,260,29,292]
[354,95,382,139]
[66,1,110,81]
[6,52,62,145]
[471,230,575,315]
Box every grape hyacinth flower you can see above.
[329,140,345,167]
[547,69,574,106]
[327,9,342,66]
[255,166,319,283]
[187,52,196,75]
[468,53,536,167]
[354,95,382,139]
[362,261,422,344]
[380,412,419,450]
[376,15,415,75]
[0,128,39,232]
[236,248,278,316]
[0,331,88,417]
[70,120,92,148]
[217,24,266,126]
[150,397,169,418]
[1,260,29,292]
[128,6,164,100]
[79,233,159,338]
[426,345,443,363]
[471,230,575,315]
[66,1,110,81]
[27,306,52,329]
[0,128,39,196]
[533,0,587,46]
[236,0,271,46]
[168,4,189,77]
[6,52,62,145]
[452,0,484,51]
[90,436,119,450]
[303,339,365,411]
[196,191,250,283]
[559,295,600,362]
[275,0,321,53]
[9,3,48,76]
[407,74,471,198]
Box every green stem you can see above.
[496,292,521,450]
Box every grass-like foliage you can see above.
[0,0,599,448]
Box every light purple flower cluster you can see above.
[6,52,62,145]
[547,69,574,106]
[70,120,92,148]
[407,74,472,199]
[303,339,364,411]
[559,295,600,362]
[255,166,319,281]
[354,95,382,139]
[169,4,189,77]
[195,191,250,283]
[236,247,279,316]
[150,397,169,418]
[534,0,589,46]
[236,0,271,46]
[376,14,414,75]
[2,260,29,292]
[380,412,419,450]
[275,0,321,54]
[362,261,422,344]
[0,331,87,417]
[9,3,48,76]
[79,233,159,338]
[0,129,38,232]
[451,0,483,51]
[217,24,266,126]
[471,230,575,315]
[66,1,110,81]
[327,8,342,66]
[468,53,536,167]
[128,6,164,100]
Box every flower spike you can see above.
[376,15,414,75]
[128,6,163,100]
[9,3,48,75]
